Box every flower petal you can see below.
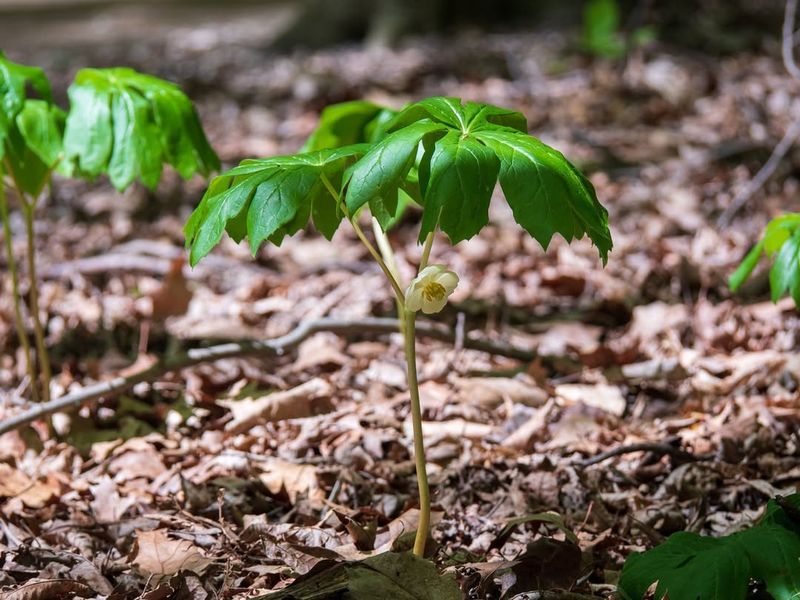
[421,296,448,314]
[417,264,445,280]
[406,289,423,312]
[434,270,459,293]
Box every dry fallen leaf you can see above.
[132,529,211,576]
[223,378,333,434]
[452,376,547,408]
[556,383,627,417]
[258,458,323,506]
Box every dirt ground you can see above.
[1,7,799,600]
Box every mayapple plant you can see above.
[0,52,219,402]
[730,213,800,306]
[185,96,612,557]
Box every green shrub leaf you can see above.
[619,494,800,600]
[185,144,367,266]
[63,68,219,191]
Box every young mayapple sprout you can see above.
[406,265,459,314]
[185,96,612,559]
[0,52,218,403]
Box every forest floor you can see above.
[1,20,800,600]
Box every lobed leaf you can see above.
[185,145,367,266]
[63,67,219,191]
[349,96,611,262]
[730,213,800,307]
[0,51,52,123]
[0,52,57,185]
[301,100,397,152]
[619,494,800,600]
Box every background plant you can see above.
[618,494,800,600]
[185,95,611,557]
[730,213,800,306]
[0,53,219,402]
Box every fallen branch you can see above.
[717,0,800,225]
[576,442,714,468]
[0,316,536,436]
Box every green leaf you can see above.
[619,494,800,600]
[343,96,610,261]
[388,96,528,134]
[475,127,611,263]
[4,125,50,196]
[0,53,56,184]
[185,145,366,266]
[262,552,462,600]
[418,130,500,243]
[770,229,800,304]
[63,67,219,191]
[728,239,764,292]
[345,120,447,215]
[15,99,65,168]
[583,0,626,59]
[0,51,52,122]
[301,100,397,151]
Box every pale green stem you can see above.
[0,173,38,401]
[21,197,51,402]
[419,231,435,271]
[403,308,430,557]
[371,217,406,335]
[320,172,430,556]
[319,174,405,302]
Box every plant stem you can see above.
[319,173,405,302]
[371,217,406,335]
[21,198,50,402]
[419,231,435,271]
[403,308,430,557]
[0,174,38,401]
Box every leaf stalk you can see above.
[0,167,38,401]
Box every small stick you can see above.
[0,316,537,436]
[717,0,800,225]
[576,442,713,468]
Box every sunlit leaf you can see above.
[185,145,366,266]
[63,67,219,191]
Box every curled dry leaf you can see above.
[223,378,333,434]
[258,458,323,507]
[556,383,627,417]
[131,530,211,577]
[0,580,94,600]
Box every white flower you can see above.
[405,265,459,314]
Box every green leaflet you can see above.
[418,130,500,243]
[0,53,58,190]
[619,494,800,600]
[63,67,219,191]
[346,96,610,261]
[301,100,397,151]
[16,100,65,168]
[184,144,367,266]
[345,119,447,215]
[475,128,611,262]
[729,213,800,306]
[0,51,52,123]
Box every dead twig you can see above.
[717,0,800,225]
[0,316,536,436]
[576,442,714,468]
